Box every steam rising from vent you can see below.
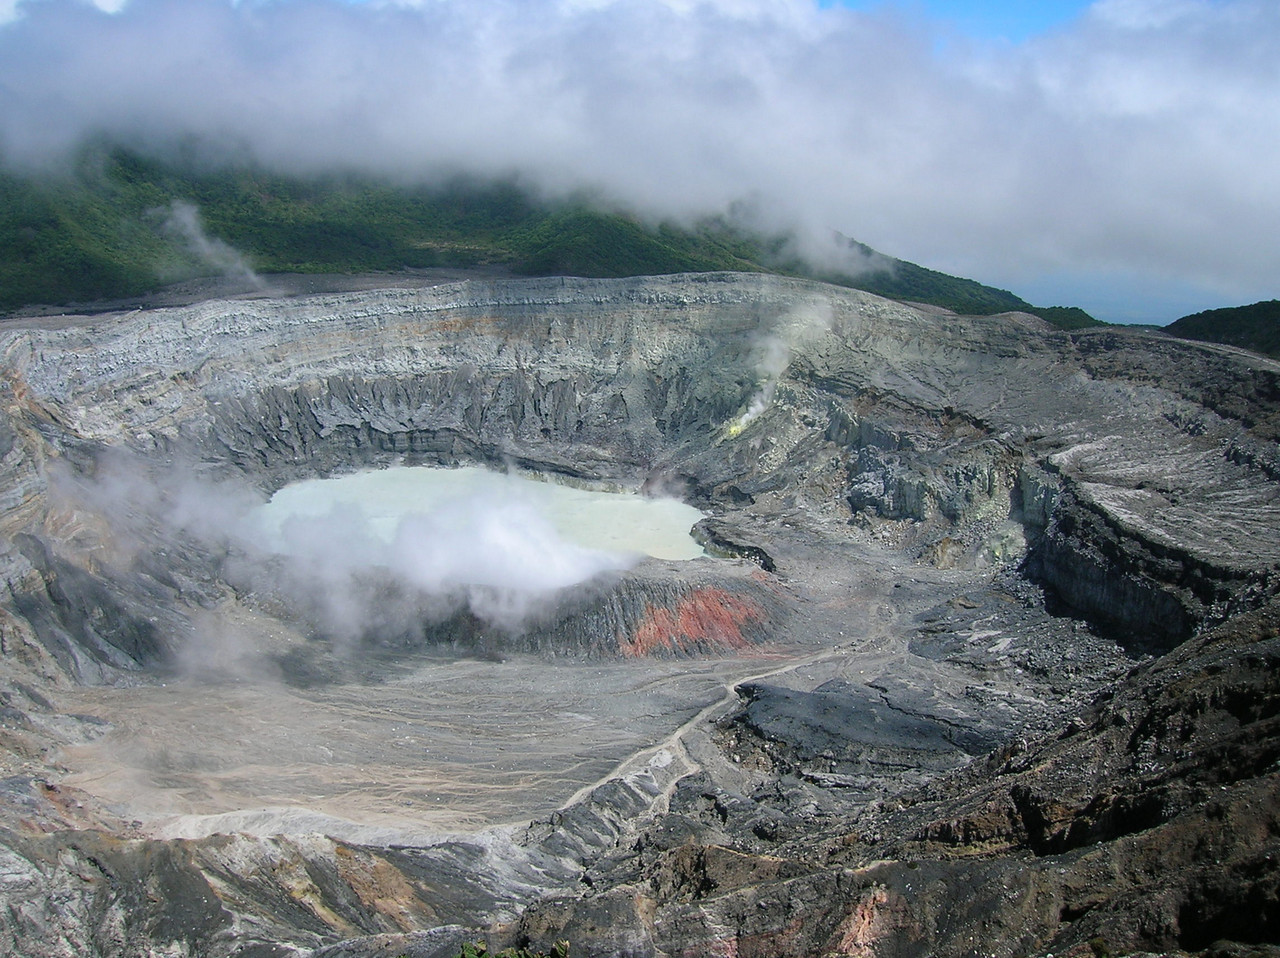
[53,458,701,663]
[726,334,789,437]
[264,493,635,636]
[162,200,263,288]
[725,298,834,437]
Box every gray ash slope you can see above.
[0,272,1276,957]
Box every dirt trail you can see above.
[556,553,912,815]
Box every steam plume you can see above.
[162,200,263,288]
[726,297,833,436]
[56,455,636,666]
[727,334,790,436]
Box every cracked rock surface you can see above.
[0,272,1276,956]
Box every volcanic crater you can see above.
[0,271,1277,957]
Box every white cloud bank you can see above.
[0,0,1276,322]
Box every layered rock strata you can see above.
[0,272,1276,956]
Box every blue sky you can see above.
[822,0,1095,44]
[0,0,1274,325]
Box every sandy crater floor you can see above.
[47,540,903,844]
[53,638,789,843]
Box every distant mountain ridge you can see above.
[1166,300,1280,358]
[0,145,1099,328]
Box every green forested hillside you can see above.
[803,238,1099,328]
[1166,300,1280,358]
[0,146,1099,328]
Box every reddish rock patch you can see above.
[618,587,765,657]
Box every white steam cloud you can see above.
[1,0,1278,321]
[265,493,632,636]
[53,456,634,670]
[737,334,790,429]
[162,200,263,288]
[727,296,833,434]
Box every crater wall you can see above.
[0,272,1277,956]
[2,273,1278,666]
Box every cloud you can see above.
[0,0,1276,321]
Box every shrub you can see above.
[454,941,570,958]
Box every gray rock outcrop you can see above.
[0,272,1276,957]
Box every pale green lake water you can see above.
[252,465,706,563]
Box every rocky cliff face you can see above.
[504,599,1280,958]
[0,272,1276,957]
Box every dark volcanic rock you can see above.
[0,273,1276,957]
[729,679,976,798]
[507,601,1280,958]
